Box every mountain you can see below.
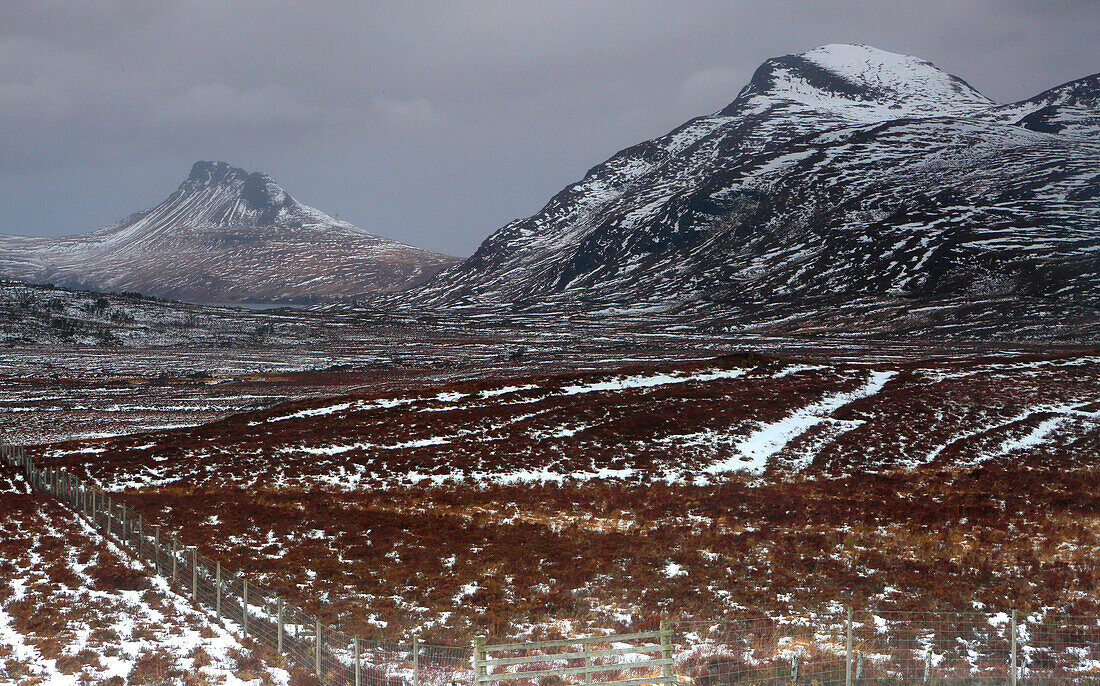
[413,45,1100,335]
[0,162,459,304]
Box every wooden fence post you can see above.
[191,548,198,604]
[661,618,673,684]
[585,638,592,685]
[242,580,249,637]
[154,526,160,572]
[277,597,283,653]
[354,636,361,686]
[1011,610,1018,686]
[413,635,420,686]
[473,636,487,686]
[846,607,853,686]
[315,620,322,677]
[216,562,222,621]
[171,537,177,584]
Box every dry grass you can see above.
[28,352,1100,646]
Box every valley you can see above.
[23,350,1100,647]
[1,38,1099,685]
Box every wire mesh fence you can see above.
[675,611,1100,685]
[4,443,1100,686]
[0,443,472,686]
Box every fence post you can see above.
[154,526,160,572]
[413,635,420,686]
[216,562,222,621]
[661,618,673,684]
[315,620,322,677]
[171,537,177,584]
[585,637,592,685]
[137,515,143,560]
[845,607,853,686]
[923,651,931,684]
[1011,610,1018,686]
[277,597,283,653]
[355,636,361,686]
[242,580,249,637]
[473,635,487,686]
[106,498,112,538]
[191,548,198,604]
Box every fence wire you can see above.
[4,444,1100,686]
[0,444,471,686]
[675,611,1100,686]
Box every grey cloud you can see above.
[159,83,334,128]
[0,1,1097,255]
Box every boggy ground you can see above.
[34,351,1100,645]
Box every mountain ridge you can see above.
[409,43,1100,339]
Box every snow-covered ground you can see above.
[21,352,1100,647]
[0,463,289,685]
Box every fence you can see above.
[4,442,1100,685]
[677,609,1100,685]
[0,442,471,686]
[474,625,677,686]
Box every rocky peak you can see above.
[726,43,994,121]
[176,161,297,215]
[183,161,249,189]
[241,171,292,209]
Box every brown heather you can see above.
[30,352,1100,644]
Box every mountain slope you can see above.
[414,44,1100,333]
[0,162,459,303]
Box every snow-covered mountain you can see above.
[414,45,1100,328]
[0,161,459,303]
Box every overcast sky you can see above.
[2,1,1098,256]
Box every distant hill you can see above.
[0,161,459,304]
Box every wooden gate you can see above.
[473,622,676,686]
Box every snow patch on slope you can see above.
[703,370,896,474]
